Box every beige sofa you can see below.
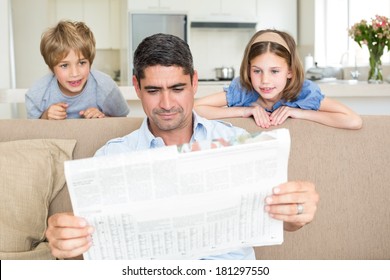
[0,116,389,260]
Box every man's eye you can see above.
[173,87,184,92]
[146,89,158,94]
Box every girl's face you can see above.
[249,51,292,104]
[53,50,90,96]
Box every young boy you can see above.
[25,20,129,119]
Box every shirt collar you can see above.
[192,111,210,143]
[264,100,284,113]
[136,118,165,150]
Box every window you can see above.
[315,0,390,67]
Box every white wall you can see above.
[0,0,11,89]
[10,0,125,87]
[6,0,300,88]
[298,0,315,59]
[12,0,51,88]
[257,0,298,41]
[190,28,254,80]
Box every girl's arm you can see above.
[194,91,249,119]
[316,97,362,129]
[270,97,363,129]
[194,91,273,127]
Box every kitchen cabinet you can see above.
[128,0,257,21]
[128,0,186,11]
[55,0,83,22]
[108,0,121,48]
[1,0,11,89]
[256,0,297,41]
[54,0,120,49]
[189,0,257,22]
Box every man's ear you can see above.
[132,75,141,99]
[192,70,198,97]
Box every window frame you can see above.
[314,0,390,67]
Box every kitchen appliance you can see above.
[191,21,257,29]
[215,67,235,80]
[306,64,344,81]
[128,12,188,84]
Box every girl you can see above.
[194,29,362,129]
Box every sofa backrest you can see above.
[228,116,390,259]
[0,118,143,216]
[1,116,389,259]
[0,118,143,159]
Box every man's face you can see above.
[133,65,198,136]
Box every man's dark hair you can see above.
[133,33,194,83]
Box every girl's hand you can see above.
[270,106,302,126]
[244,104,272,128]
[45,102,68,120]
[79,107,105,119]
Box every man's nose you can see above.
[159,92,173,109]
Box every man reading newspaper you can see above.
[46,33,319,260]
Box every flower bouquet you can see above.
[348,15,390,83]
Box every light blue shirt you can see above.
[95,112,256,260]
[25,69,130,119]
[225,78,325,112]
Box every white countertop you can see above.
[1,82,390,118]
[122,82,390,100]
[206,82,390,98]
[0,84,228,103]
[0,88,28,103]
[128,82,390,97]
[317,82,390,97]
[2,82,390,103]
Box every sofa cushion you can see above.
[0,139,76,260]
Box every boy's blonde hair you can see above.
[40,20,96,71]
[239,29,304,102]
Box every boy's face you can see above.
[53,50,90,96]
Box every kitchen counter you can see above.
[317,81,390,97]
[1,81,390,118]
[0,89,28,103]
[2,82,389,102]
[316,82,390,115]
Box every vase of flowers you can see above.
[348,15,390,84]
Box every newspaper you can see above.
[64,128,291,260]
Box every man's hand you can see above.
[46,212,94,259]
[265,181,319,232]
